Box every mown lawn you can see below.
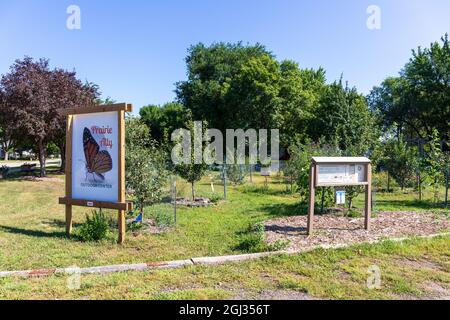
[0,172,448,299]
[0,236,448,299]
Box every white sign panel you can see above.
[335,191,346,204]
[72,111,118,202]
[317,164,366,186]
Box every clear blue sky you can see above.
[1,0,449,113]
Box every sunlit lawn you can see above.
[0,171,448,299]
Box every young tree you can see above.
[384,137,419,190]
[172,120,209,201]
[125,117,168,217]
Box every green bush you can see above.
[235,222,289,253]
[209,193,222,204]
[77,210,109,242]
[146,204,174,228]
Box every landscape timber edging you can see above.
[0,232,448,279]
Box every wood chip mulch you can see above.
[264,211,449,252]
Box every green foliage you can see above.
[421,130,450,202]
[125,117,169,212]
[286,140,340,201]
[369,34,450,141]
[383,137,419,190]
[176,42,275,132]
[146,204,175,228]
[209,192,222,204]
[77,210,109,242]
[236,222,289,253]
[225,164,247,185]
[139,103,191,146]
[173,120,209,200]
[312,80,378,155]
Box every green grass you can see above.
[0,172,448,299]
[0,236,448,299]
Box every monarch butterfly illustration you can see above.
[83,127,113,181]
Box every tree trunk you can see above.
[191,182,195,202]
[3,151,8,161]
[418,174,422,201]
[387,172,391,192]
[38,139,46,177]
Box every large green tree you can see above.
[175,42,278,132]
[139,102,191,145]
[369,34,450,141]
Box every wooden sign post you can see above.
[307,157,372,235]
[59,103,132,244]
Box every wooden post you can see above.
[117,109,126,244]
[307,162,316,235]
[65,115,73,237]
[364,163,372,230]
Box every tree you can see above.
[276,61,326,146]
[176,42,276,133]
[369,34,450,141]
[0,57,98,176]
[125,117,168,216]
[139,102,191,146]
[0,92,16,160]
[172,120,209,201]
[384,137,419,190]
[312,79,378,155]
[49,70,99,172]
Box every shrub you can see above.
[77,210,109,242]
[146,204,174,228]
[209,193,222,204]
[235,222,289,253]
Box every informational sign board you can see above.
[72,111,119,203]
[59,103,132,244]
[307,157,372,235]
[316,164,366,186]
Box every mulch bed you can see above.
[264,211,449,252]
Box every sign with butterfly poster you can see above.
[72,112,118,202]
[59,103,132,244]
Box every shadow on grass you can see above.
[376,199,448,211]
[41,219,82,229]
[239,185,293,196]
[0,225,66,239]
[260,202,308,217]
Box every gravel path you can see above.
[264,211,449,252]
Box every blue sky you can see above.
[0,0,449,113]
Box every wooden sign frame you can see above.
[307,157,372,235]
[59,103,133,244]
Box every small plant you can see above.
[267,239,290,251]
[77,210,109,242]
[146,204,174,228]
[209,193,222,204]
